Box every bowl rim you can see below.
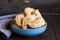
[10,20,47,30]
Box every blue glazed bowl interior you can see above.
[11,21,47,36]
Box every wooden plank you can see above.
[0,31,7,40]
[51,15,60,40]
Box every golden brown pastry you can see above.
[13,23,19,28]
[14,7,46,29]
[15,13,24,27]
[22,15,37,29]
[28,17,45,28]
[32,9,42,17]
[24,7,34,16]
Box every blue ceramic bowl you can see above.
[11,22,47,36]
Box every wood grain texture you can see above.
[0,0,60,14]
[51,15,60,40]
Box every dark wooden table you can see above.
[0,13,60,40]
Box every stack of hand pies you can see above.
[13,7,46,29]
